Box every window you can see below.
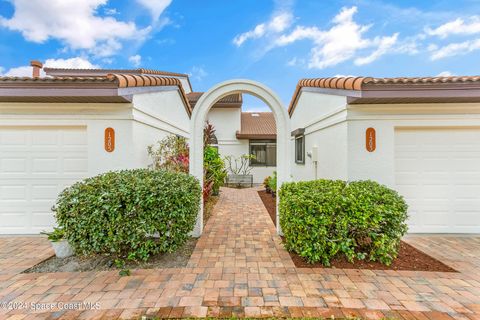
[249,140,276,166]
[295,135,305,164]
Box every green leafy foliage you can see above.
[54,169,201,262]
[204,146,227,196]
[279,179,408,266]
[41,227,65,242]
[268,171,277,193]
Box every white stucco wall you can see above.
[131,90,191,167]
[290,90,348,181]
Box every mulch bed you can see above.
[204,194,219,226]
[257,190,457,272]
[258,190,277,225]
[23,238,198,273]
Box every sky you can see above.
[1,0,480,111]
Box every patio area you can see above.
[0,187,479,319]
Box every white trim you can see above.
[302,86,362,98]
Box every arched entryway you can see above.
[189,79,290,236]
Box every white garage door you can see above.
[0,127,88,234]
[395,128,480,233]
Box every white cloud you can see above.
[355,33,398,65]
[1,57,98,77]
[187,66,208,82]
[437,71,455,77]
[136,0,172,21]
[233,11,293,47]
[1,65,32,77]
[425,16,480,38]
[128,54,142,67]
[431,39,480,60]
[274,7,398,69]
[104,8,118,15]
[44,57,99,69]
[286,57,298,66]
[0,0,150,57]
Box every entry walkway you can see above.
[0,187,479,319]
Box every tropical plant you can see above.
[148,135,189,173]
[54,169,201,262]
[204,146,227,196]
[268,171,277,194]
[204,120,218,146]
[279,179,408,266]
[224,154,256,175]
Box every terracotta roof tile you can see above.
[0,74,192,116]
[43,67,189,78]
[236,112,276,139]
[288,75,480,115]
[0,76,112,84]
[43,67,193,92]
[187,92,242,108]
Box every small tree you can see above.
[225,154,255,175]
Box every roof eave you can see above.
[0,86,132,103]
[348,86,480,104]
[236,133,277,140]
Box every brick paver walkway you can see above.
[0,187,479,319]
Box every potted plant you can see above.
[41,227,74,258]
[224,154,255,188]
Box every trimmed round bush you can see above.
[54,169,201,261]
[279,179,408,266]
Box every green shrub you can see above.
[54,169,201,261]
[279,179,408,266]
[204,146,227,196]
[268,171,277,192]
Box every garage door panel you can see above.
[32,131,59,145]
[31,185,59,200]
[0,127,88,234]
[31,211,56,229]
[1,158,27,173]
[63,131,88,145]
[0,185,27,201]
[32,158,58,173]
[0,212,28,229]
[395,128,480,233]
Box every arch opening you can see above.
[189,79,290,236]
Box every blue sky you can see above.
[1,0,480,110]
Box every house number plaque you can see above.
[366,127,376,152]
[104,127,115,152]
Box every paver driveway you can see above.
[0,187,479,319]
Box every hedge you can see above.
[54,169,201,261]
[279,179,408,266]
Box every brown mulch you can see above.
[23,238,198,273]
[257,189,457,272]
[204,194,219,227]
[258,190,276,225]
